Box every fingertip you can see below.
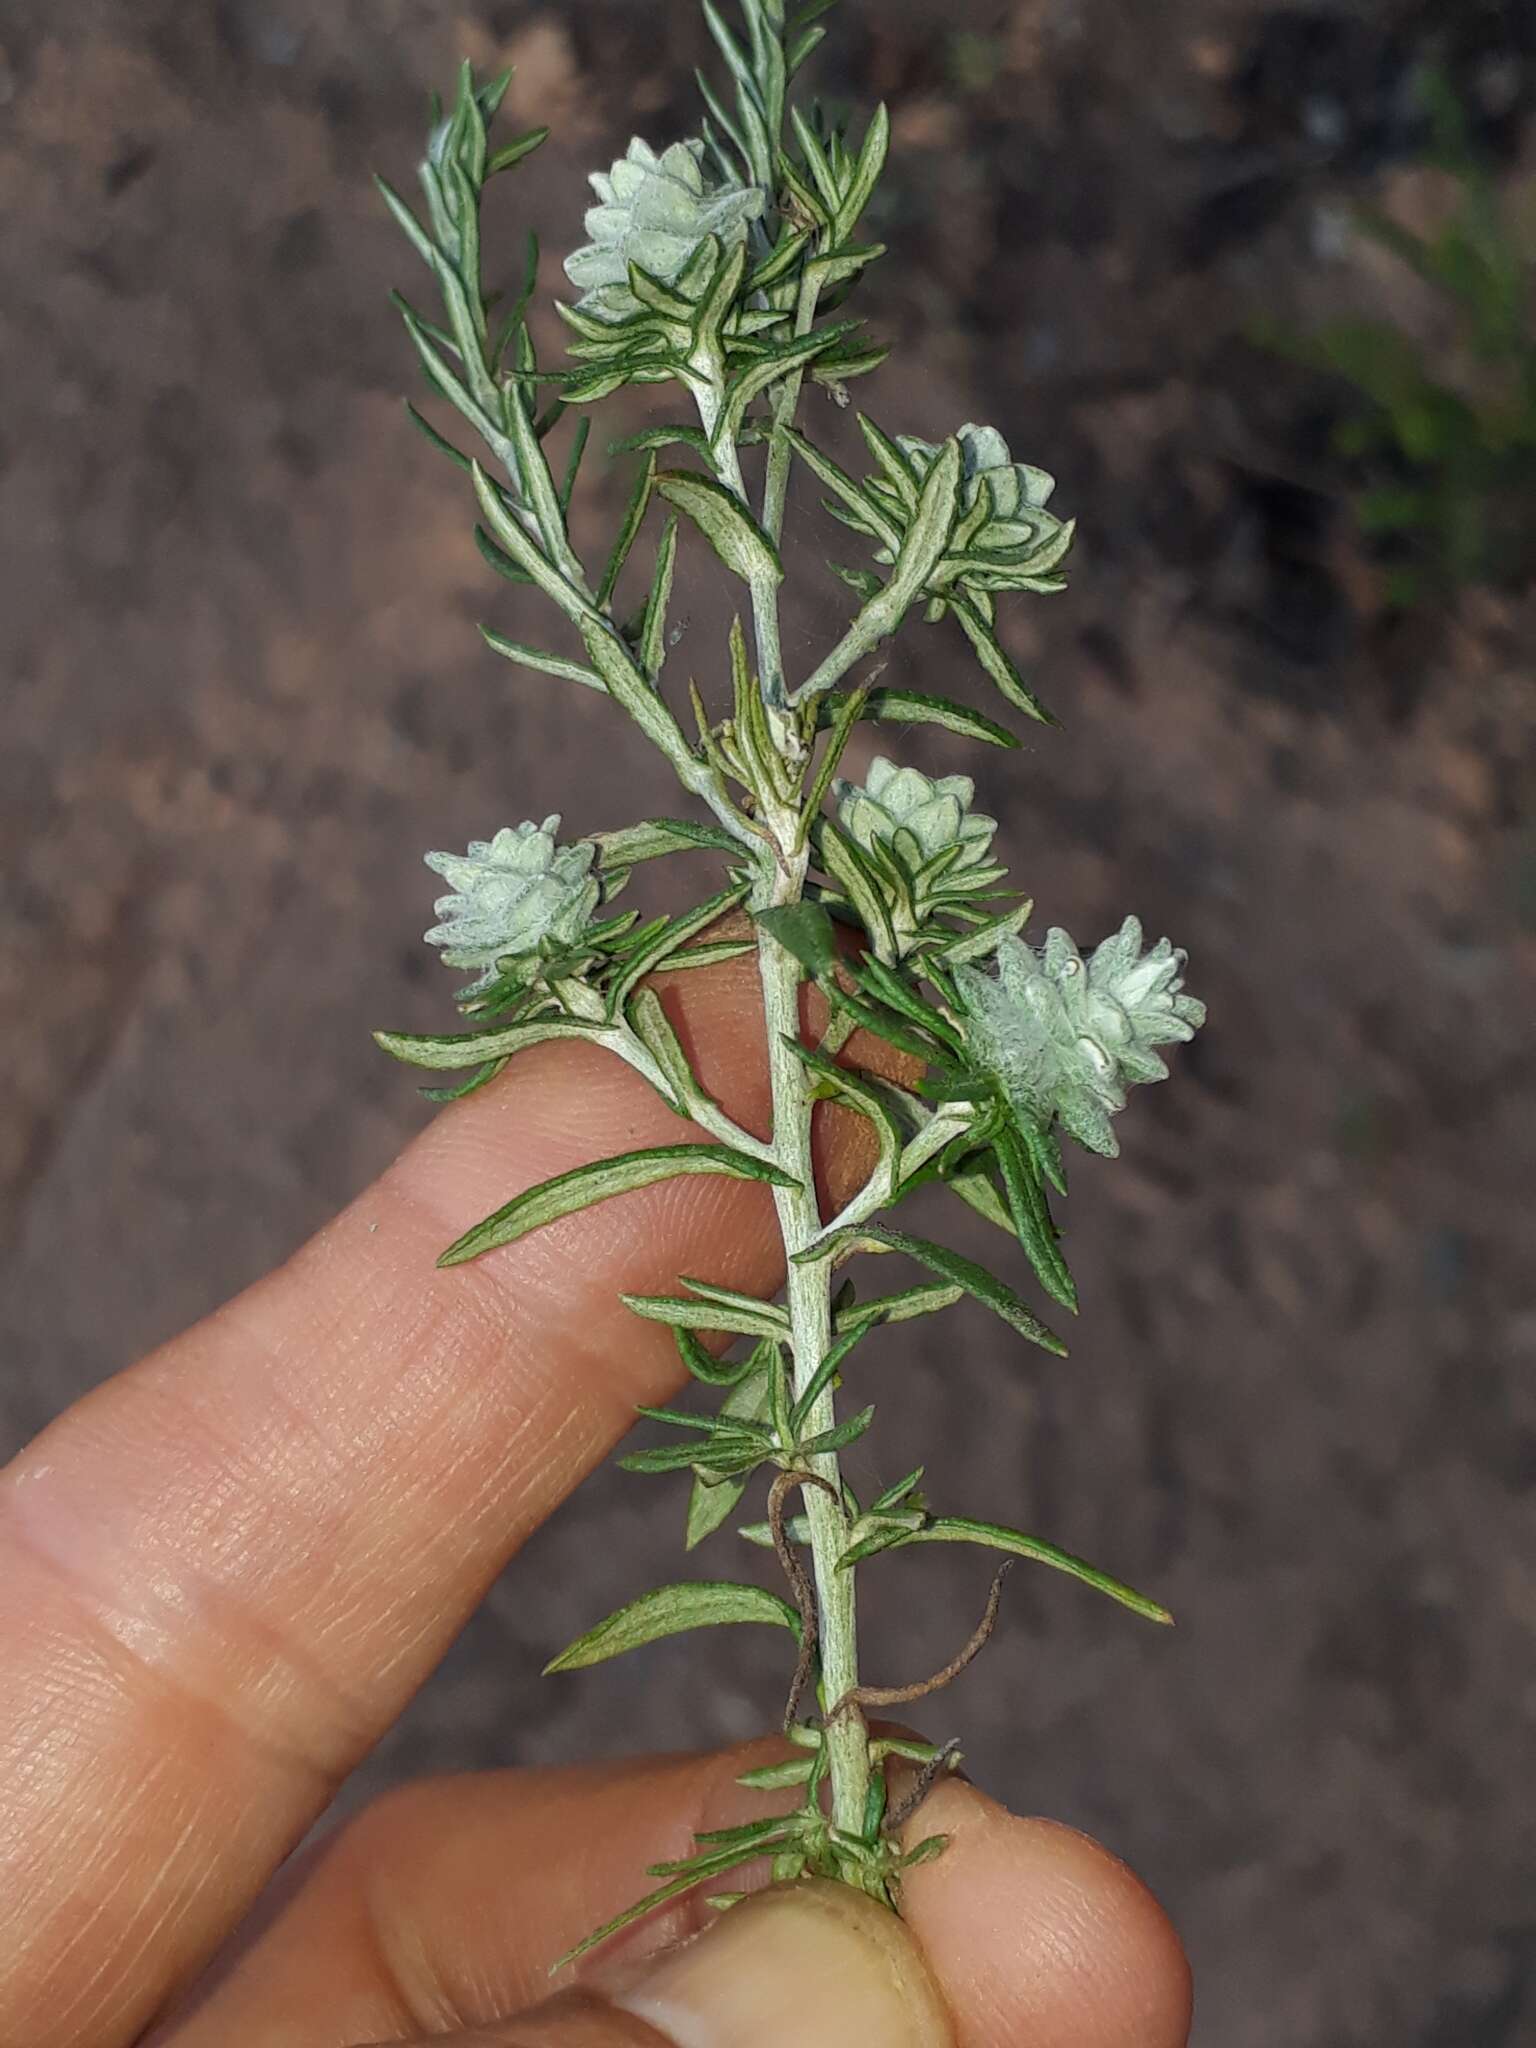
[900,1780,1192,2048]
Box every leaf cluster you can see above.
[1257,70,1536,608]
[789,420,1071,721]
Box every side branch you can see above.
[829,1561,1013,1719]
[768,1469,840,1729]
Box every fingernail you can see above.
[609,1879,953,2048]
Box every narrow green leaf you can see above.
[695,236,749,351]
[469,460,575,611]
[933,901,1034,967]
[486,124,550,175]
[440,1144,797,1266]
[783,428,902,551]
[736,1755,818,1789]
[836,103,890,237]
[869,1466,925,1513]
[607,882,749,1014]
[910,1518,1172,1624]
[797,682,869,849]
[594,449,656,609]
[836,1522,916,1568]
[807,242,885,290]
[720,325,856,444]
[943,1159,1016,1236]
[545,1580,800,1673]
[639,514,680,679]
[952,597,1055,725]
[420,1057,508,1104]
[736,1513,811,1550]
[580,618,703,782]
[1017,1109,1068,1197]
[883,433,962,594]
[827,988,941,1067]
[612,423,715,460]
[746,226,811,293]
[657,470,784,589]
[790,105,842,211]
[994,1127,1078,1311]
[687,1814,809,1854]
[550,1830,801,1972]
[661,938,755,973]
[816,685,1019,750]
[816,819,898,961]
[672,1324,756,1388]
[592,818,738,869]
[789,1323,866,1431]
[836,1282,965,1333]
[687,1350,775,1548]
[799,1402,875,1456]
[374,1015,602,1072]
[375,174,437,267]
[625,261,700,323]
[480,628,603,691]
[789,1039,904,1186]
[399,300,503,448]
[696,66,755,184]
[700,0,754,99]
[897,1834,949,1870]
[812,339,890,385]
[404,401,473,474]
[623,987,698,1117]
[473,521,533,585]
[786,23,828,73]
[854,955,962,1049]
[623,1288,789,1340]
[633,1403,773,1438]
[754,901,838,980]
[619,1437,765,1476]
[558,414,591,515]
[801,1223,1066,1356]
[857,413,922,509]
[796,438,964,703]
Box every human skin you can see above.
[0,949,1192,2047]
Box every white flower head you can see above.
[832,757,1002,958]
[424,817,599,996]
[957,919,1205,1157]
[899,422,1057,525]
[563,138,765,319]
[835,756,997,872]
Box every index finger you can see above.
[0,953,874,2048]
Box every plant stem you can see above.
[761,270,823,547]
[755,867,871,1846]
[690,375,788,708]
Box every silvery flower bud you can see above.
[832,757,1001,956]
[563,139,765,319]
[891,422,1068,600]
[835,757,997,871]
[898,422,1057,525]
[956,919,1205,1157]
[424,817,599,995]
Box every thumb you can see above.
[377,1881,953,2048]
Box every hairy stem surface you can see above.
[755,875,870,1844]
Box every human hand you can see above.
[0,954,1191,2046]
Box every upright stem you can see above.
[703,243,869,1836]
[761,270,822,547]
[755,864,870,1843]
[691,376,787,707]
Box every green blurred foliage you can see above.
[1265,74,1536,611]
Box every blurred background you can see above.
[2,1,1534,2041]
